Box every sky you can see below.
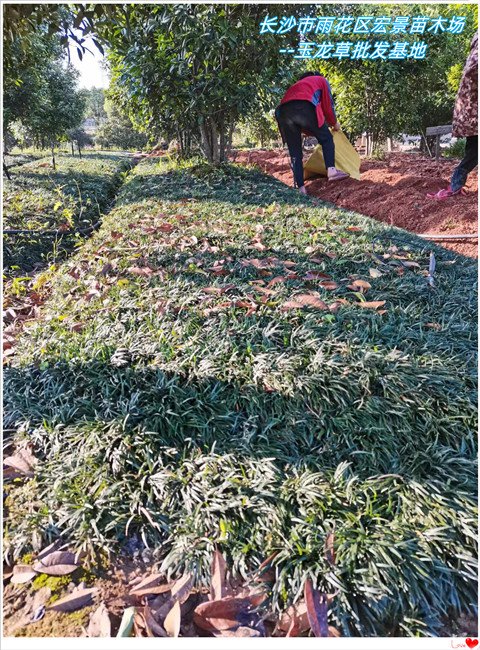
[68,41,109,89]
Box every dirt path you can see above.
[234,150,478,258]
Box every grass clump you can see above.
[3,151,133,276]
[4,157,477,636]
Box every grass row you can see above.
[4,157,477,636]
[3,151,132,277]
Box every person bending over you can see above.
[275,71,349,195]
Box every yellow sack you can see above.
[304,130,361,181]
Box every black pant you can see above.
[451,135,478,192]
[276,100,335,188]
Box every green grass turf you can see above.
[3,151,132,276]
[4,157,477,636]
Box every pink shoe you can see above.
[426,187,464,200]
[328,169,349,182]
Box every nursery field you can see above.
[234,150,479,259]
[3,152,132,276]
[3,157,477,637]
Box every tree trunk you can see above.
[226,121,234,159]
[51,145,56,171]
[211,119,220,165]
[199,119,214,163]
[3,162,11,180]
[71,141,75,156]
[77,141,82,158]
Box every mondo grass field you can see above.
[3,151,132,276]
[4,158,478,636]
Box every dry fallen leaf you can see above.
[211,550,228,601]
[128,266,153,276]
[33,551,81,576]
[304,271,332,281]
[163,600,181,637]
[325,531,335,566]
[356,301,386,309]
[194,593,267,634]
[282,294,329,311]
[171,574,193,605]
[369,268,383,278]
[130,574,172,597]
[318,281,339,291]
[347,279,371,292]
[48,587,97,613]
[3,448,37,478]
[143,603,167,637]
[11,564,38,584]
[87,602,111,637]
[304,580,329,637]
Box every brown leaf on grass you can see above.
[304,271,332,281]
[282,294,329,311]
[202,284,234,296]
[48,587,97,612]
[128,266,153,277]
[401,260,421,269]
[194,593,267,634]
[110,231,123,240]
[129,574,172,597]
[347,279,371,292]
[304,580,329,637]
[252,241,266,252]
[369,268,383,278]
[356,301,386,309]
[253,286,276,297]
[11,565,38,584]
[318,281,339,291]
[157,223,174,233]
[3,448,37,478]
[87,602,111,637]
[33,551,81,575]
[425,322,442,330]
[267,276,286,287]
[346,226,362,232]
[283,260,297,268]
[211,550,228,601]
[164,601,181,637]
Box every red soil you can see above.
[234,149,478,258]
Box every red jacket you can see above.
[279,75,337,130]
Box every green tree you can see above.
[83,87,107,123]
[94,100,148,151]
[312,4,477,153]
[23,62,86,168]
[100,4,306,163]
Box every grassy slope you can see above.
[3,152,132,275]
[4,158,477,636]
